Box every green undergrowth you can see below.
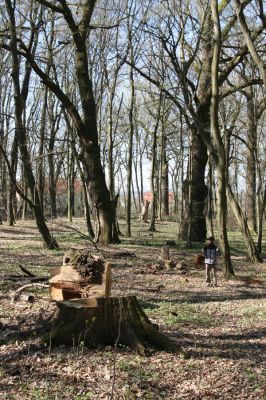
[141,300,214,328]
[116,356,163,399]
[236,304,266,321]
[16,383,94,400]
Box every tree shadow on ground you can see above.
[176,327,266,362]
[147,288,266,304]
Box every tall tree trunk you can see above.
[179,8,213,242]
[48,151,57,218]
[227,185,262,262]
[5,0,58,249]
[206,155,215,238]
[22,171,28,220]
[72,138,94,239]
[126,46,135,237]
[179,114,184,224]
[180,123,208,242]
[257,181,266,255]
[138,136,144,205]
[134,153,142,213]
[160,120,169,217]
[67,135,75,222]
[37,86,48,214]
[149,94,162,232]
[210,0,234,277]
[245,86,257,232]
[233,0,266,93]
[7,134,18,225]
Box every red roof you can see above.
[143,192,174,203]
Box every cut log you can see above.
[49,250,112,301]
[193,254,205,269]
[43,296,182,355]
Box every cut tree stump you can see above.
[43,296,182,355]
[159,245,175,270]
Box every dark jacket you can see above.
[202,244,218,265]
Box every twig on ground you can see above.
[18,264,49,282]
[18,264,36,277]
[11,283,49,302]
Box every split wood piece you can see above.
[193,254,205,269]
[49,263,112,301]
[43,296,182,356]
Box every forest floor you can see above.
[0,218,266,400]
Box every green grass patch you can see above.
[141,300,214,328]
[236,305,266,321]
[116,355,162,398]
[18,382,95,400]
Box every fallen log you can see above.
[43,296,182,355]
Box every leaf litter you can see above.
[0,220,266,399]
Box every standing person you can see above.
[203,236,219,287]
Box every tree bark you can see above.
[43,297,181,356]
[210,0,234,277]
[36,86,48,214]
[126,38,135,237]
[5,0,58,249]
[233,0,266,93]
[73,143,94,238]
[257,181,266,255]
[180,124,208,242]
[7,135,18,226]
[206,154,215,238]
[227,184,262,262]
[245,86,257,232]
[160,120,169,217]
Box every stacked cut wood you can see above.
[193,254,205,269]
[49,250,112,301]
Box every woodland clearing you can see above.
[0,218,266,400]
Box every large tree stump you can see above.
[43,296,182,355]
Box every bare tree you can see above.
[4,0,58,249]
